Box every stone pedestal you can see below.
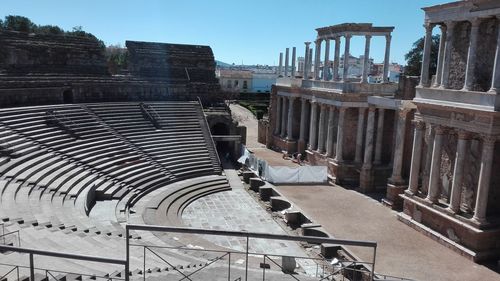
[330,161,358,186]
[272,135,297,155]
[359,166,374,193]
[382,183,407,210]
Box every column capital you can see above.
[289,96,296,101]
[368,106,377,113]
[481,134,497,146]
[301,97,307,103]
[344,34,352,40]
[304,41,311,46]
[414,120,426,130]
[385,34,392,41]
[423,22,436,31]
[319,103,328,109]
[444,21,456,29]
[469,18,481,28]
[365,34,372,40]
[457,130,473,140]
[335,36,341,42]
[438,24,447,33]
[398,109,409,119]
[338,107,347,113]
[434,125,448,135]
[315,38,323,44]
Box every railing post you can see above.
[125,226,130,281]
[372,245,377,280]
[227,252,231,281]
[29,253,35,281]
[262,255,266,281]
[143,246,146,281]
[245,234,249,281]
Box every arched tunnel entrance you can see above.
[211,122,231,156]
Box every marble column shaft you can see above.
[308,102,318,150]
[323,39,330,81]
[374,108,385,164]
[299,98,308,142]
[354,108,366,163]
[284,48,290,78]
[303,42,311,79]
[274,96,282,135]
[278,52,283,76]
[390,111,407,183]
[448,131,470,213]
[342,35,351,82]
[362,35,371,83]
[408,121,425,194]
[472,136,496,223]
[333,37,341,81]
[463,19,481,91]
[383,35,392,83]
[280,97,287,137]
[420,24,434,86]
[434,25,447,87]
[362,107,376,169]
[489,17,500,93]
[314,40,322,80]
[291,47,296,78]
[441,22,456,88]
[426,126,446,203]
[286,97,295,140]
[326,106,335,157]
[335,108,346,162]
[317,104,327,153]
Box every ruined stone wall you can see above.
[440,133,457,201]
[472,18,498,92]
[0,31,108,76]
[395,76,419,100]
[258,119,268,145]
[448,21,470,90]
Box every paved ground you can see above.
[276,184,500,281]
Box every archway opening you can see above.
[63,89,74,104]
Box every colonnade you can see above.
[406,123,496,224]
[419,17,500,92]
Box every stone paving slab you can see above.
[275,184,500,281]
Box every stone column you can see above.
[286,96,295,140]
[355,108,366,163]
[333,36,341,81]
[422,127,436,191]
[342,35,352,82]
[323,39,330,81]
[326,106,336,157]
[314,40,322,80]
[440,21,456,89]
[374,108,385,164]
[408,121,425,194]
[291,47,297,78]
[284,48,290,78]
[362,107,376,168]
[308,48,314,80]
[308,102,318,150]
[299,98,308,143]
[274,96,282,135]
[426,126,446,203]
[361,35,372,83]
[303,42,311,79]
[489,17,500,94]
[335,107,346,163]
[280,97,287,138]
[419,24,434,87]
[317,104,327,153]
[448,131,470,213]
[383,34,392,83]
[278,52,283,76]
[389,110,407,184]
[463,19,481,91]
[472,136,496,224]
[433,25,447,87]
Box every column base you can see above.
[382,183,407,211]
[330,160,359,186]
[400,194,500,262]
[272,135,297,154]
[298,139,307,154]
[359,166,374,193]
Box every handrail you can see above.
[0,230,21,247]
[196,96,223,172]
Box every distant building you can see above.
[217,69,253,93]
[216,66,277,93]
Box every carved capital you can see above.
[304,41,311,46]
[469,18,481,28]
[444,21,456,30]
[385,34,392,41]
[434,125,448,135]
[368,106,377,113]
[414,121,426,130]
[481,134,497,146]
[438,24,447,33]
[365,35,372,40]
[398,109,409,119]
[423,23,435,32]
[344,34,352,40]
[457,130,473,140]
[338,107,347,113]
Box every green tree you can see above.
[2,15,36,33]
[106,44,129,75]
[36,25,64,35]
[404,34,440,77]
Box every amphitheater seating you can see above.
[0,101,227,279]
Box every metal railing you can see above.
[0,244,126,281]
[139,102,163,129]
[125,224,378,281]
[0,229,21,247]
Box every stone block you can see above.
[249,178,265,192]
[320,243,341,259]
[259,186,274,201]
[242,171,256,184]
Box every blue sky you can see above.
[1,0,448,65]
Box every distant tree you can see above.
[106,44,129,75]
[2,15,36,33]
[404,34,440,77]
[36,25,64,35]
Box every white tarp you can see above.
[265,165,327,184]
